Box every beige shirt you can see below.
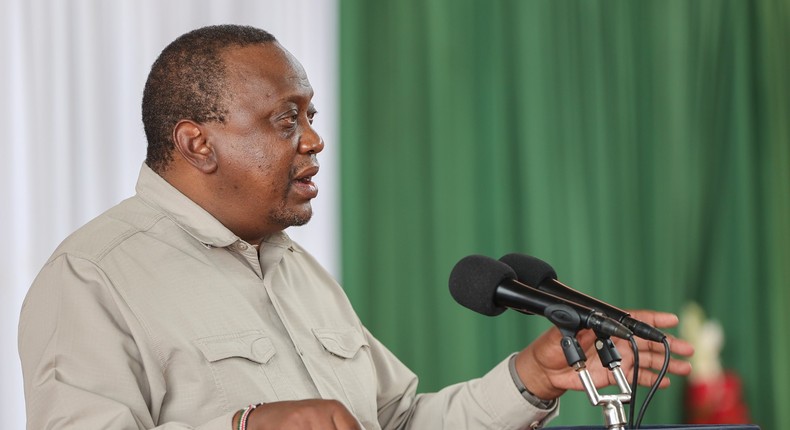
[19,164,558,429]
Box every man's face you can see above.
[202,43,324,243]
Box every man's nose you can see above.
[299,124,324,154]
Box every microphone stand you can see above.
[558,329,632,429]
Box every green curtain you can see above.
[339,0,790,427]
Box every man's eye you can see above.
[307,111,317,124]
[280,112,298,127]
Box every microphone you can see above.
[499,253,666,342]
[449,255,633,339]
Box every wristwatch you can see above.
[508,354,557,410]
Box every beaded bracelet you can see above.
[237,403,263,430]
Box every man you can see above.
[19,25,692,429]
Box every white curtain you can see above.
[0,1,339,427]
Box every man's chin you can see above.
[270,207,313,229]
[290,215,311,227]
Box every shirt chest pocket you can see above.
[194,331,282,409]
[312,327,378,427]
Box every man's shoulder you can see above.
[51,195,167,264]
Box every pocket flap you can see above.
[312,327,368,359]
[194,331,275,364]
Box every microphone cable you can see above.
[634,337,671,428]
[628,336,639,429]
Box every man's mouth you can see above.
[292,165,320,198]
[293,165,319,183]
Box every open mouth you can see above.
[293,165,319,184]
[292,166,319,198]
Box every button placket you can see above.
[227,240,263,278]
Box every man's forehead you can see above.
[222,43,303,74]
[223,44,310,88]
[221,43,313,104]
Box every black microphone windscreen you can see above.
[499,253,557,287]
[449,255,515,316]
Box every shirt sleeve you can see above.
[18,254,236,430]
[366,328,559,430]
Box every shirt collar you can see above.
[134,163,248,249]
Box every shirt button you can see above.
[237,242,248,251]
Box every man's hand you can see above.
[234,399,362,430]
[513,310,694,401]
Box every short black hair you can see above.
[142,25,277,172]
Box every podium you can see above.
[554,426,760,429]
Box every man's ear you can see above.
[172,120,217,174]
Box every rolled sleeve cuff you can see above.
[478,354,560,429]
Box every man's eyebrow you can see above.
[276,93,314,106]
